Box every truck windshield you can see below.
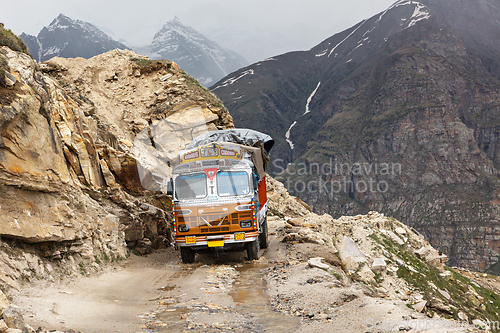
[217,171,250,196]
[175,173,206,199]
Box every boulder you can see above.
[340,236,375,283]
[428,298,452,314]
[351,263,377,286]
[308,257,330,270]
[341,236,366,260]
[413,300,427,313]
[457,311,468,322]
[0,320,7,332]
[2,306,26,332]
[288,217,305,227]
[414,246,430,259]
[0,290,9,316]
[472,319,488,330]
[394,227,407,235]
[3,71,17,87]
[371,257,387,273]
[381,229,405,245]
[437,289,451,300]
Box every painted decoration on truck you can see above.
[180,143,242,164]
[204,168,218,181]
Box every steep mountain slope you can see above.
[211,0,500,272]
[20,14,128,62]
[146,18,247,87]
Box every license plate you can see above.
[234,232,245,241]
[185,236,196,244]
[207,240,224,247]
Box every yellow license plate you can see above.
[207,240,224,247]
[185,236,196,244]
[234,232,245,241]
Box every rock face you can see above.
[212,0,500,272]
[0,41,233,290]
[20,14,128,63]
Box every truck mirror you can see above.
[166,178,173,196]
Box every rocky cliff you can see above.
[211,0,500,273]
[0,34,233,294]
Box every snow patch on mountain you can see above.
[328,20,366,58]
[407,2,431,28]
[315,50,328,57]
[285,121,298,150]
[212,69,254,91]
[377,0,430,27]
[304,82,321,115]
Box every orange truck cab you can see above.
[171,129,274,263]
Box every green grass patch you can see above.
[0,23,29,55]
[131,58,153,67]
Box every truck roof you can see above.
[185,129,274,154]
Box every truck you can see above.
[170,129,274,263]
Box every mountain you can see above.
[211,0,500,272]
[146,18,248,87]
[19,14,128,62]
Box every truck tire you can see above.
[247,239,260,260]
[180,247,195,264]
[259,217,269,249]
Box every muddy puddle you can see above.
[229,262,300,332]
[152,262,299,332]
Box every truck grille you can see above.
[177,211,252,233]
[200,227,230,233]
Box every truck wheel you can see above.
[259,217,269,249]
[247,239,260,261]
[180,247,195,264]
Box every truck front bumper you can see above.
[175,231,258,248]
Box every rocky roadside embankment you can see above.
[263,177,500,332]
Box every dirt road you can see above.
[11,221,299,333]
[11,219,470,333]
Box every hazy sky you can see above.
[2,0,396,63]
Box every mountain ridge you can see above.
[211,0,500,272]
[20,15,247,87]
[20,14,128,62]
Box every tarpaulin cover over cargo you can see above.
[184,129,275,181]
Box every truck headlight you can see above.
[240,220,252,228]
[178,224,190,232]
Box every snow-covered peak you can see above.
[378,1,431,29]
[21,14,128,62]
[45,14,118,43]
[149,18,247,87]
